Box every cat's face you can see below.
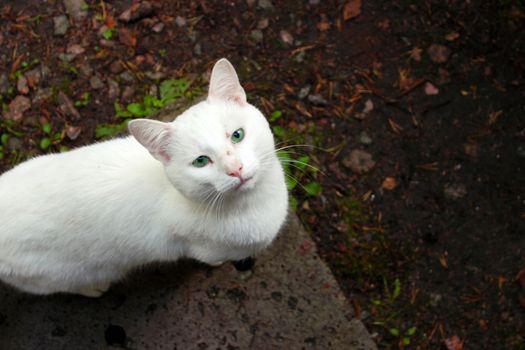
[129,59,276,203]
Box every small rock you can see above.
[518,145,525,158]
[7,137,22,151]
[119,71,135,83]
[0,73,11,94]
[89,75,104,90]
[78,62,93,76]
[119,1,156,23]
[58,53,76,62]
[354,99,374,120]
[63,0,88,21]
[258,0,274,10]
[359,131,372,145]
[298,85,311,99]
[109,60,124,74]
[67,44,85,56]
[144,71,166,80]
[427,44,451,64]
[424,82,439,95]
[343,149,376,174]
[32,87,53,105]
[257,18,269,29]
[280,30,294,45]
[107,79,120,99]
[175,16,186,27]
[362,99,374,113]
[294,50,306,63]
[121,86,135,101]
[40,65,51,79]
[53,15,69,36]
[194,43,202,56]
[152,22,164,33]
[6,95,31,122]
[307,94,327,106]
[57,92,81,119]
[17,76,29,94]
[444,183,467,200]
[99,39,116,48]
[188,31,198,43]
[25,68,41,88]
[250,29,264,43]
[429,293,442,307]
[66,125,82,140]
[148,85,158,96]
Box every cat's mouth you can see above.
[234,176,253,190]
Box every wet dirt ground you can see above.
[0,1,524,349]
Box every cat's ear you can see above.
[128,119,173,163]
[207,58,247,105]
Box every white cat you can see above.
[0,59,288,297]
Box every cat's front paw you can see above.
[75,281,111,298]
[207,260,224,267]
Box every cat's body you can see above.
[0,59,288,297]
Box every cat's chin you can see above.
[234,176,254,191]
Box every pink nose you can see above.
[228,165,243,178]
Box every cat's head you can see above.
[129,58,276,202]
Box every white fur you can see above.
[0,59,288,297]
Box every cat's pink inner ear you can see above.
[128,119,172,163]
[208,58,247,105]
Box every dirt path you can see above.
[0,1,523,349]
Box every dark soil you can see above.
[0,1,524,349]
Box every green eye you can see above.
[192,155,210,168]
[231,128,245,144]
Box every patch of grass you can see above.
[102,28,116,40]
[74,92,90,108]
[270,111,323,210]
[9,58,40,82]
[39,122,63,150]
[96,78,202,139]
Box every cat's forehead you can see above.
[176,102,246,132]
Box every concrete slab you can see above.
[0,214,377,350]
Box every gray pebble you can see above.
[53,15,69,36]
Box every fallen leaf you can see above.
[424,82,439,95]
[479,319,488,332]
[445,31,460,41]
[409,47,423,62]
[343,0,362,21]
[382,177,397,190]
[445,335,463,350]
[488,110,503,125]
[398,68,416,91]
[105,14,116,28]
[388,118,403,134]
[317,20,331,31]
[439,255,448,269]
[119,28,137,47]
